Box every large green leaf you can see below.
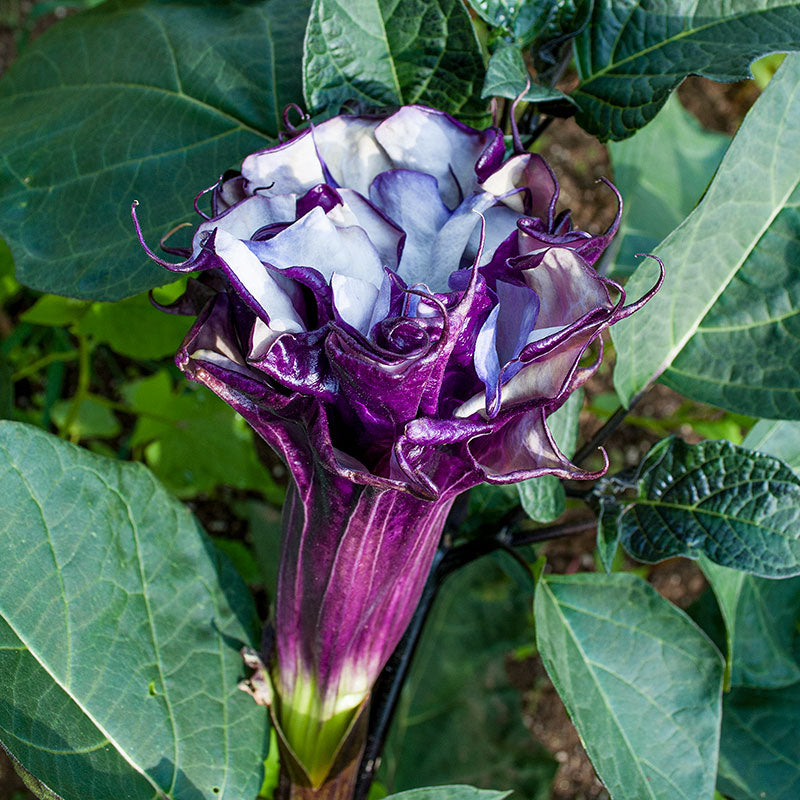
[717,683,800,800]
[0,0,310,301]
[572,1,800,140]
[606,94,729,277]
[617,437,800,577]
[517,388,582,523]
[612,54,800,412]
[381,560,556,798]
[535,572,724,800]
[0,421,268,800]
[303,0,486,122]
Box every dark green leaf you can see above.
[0,421,268,800]
[381,560,556,797]
[572,1,800,140]
[0,0,310,301]
[303,0,487,122]
[606,94,729,277]
[535,572,724,800]
[718,683,800,800]
[518,389,582,523]
[701,559,800,689]
[481,44,573,105]
[618,437,800,576]
[612,54,800,409]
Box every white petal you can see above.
[375,106,487,209]
[249,206,385,289]
[331,273,380,334]
[213,229,304,332]
[241,130,325,195]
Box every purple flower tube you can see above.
[134,105,661,790]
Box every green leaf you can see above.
[303,0,487,123]
[384,788,511,800]
[0,238,20,304]
[701,559,800,689]
[51,396,121,440]
[122,370,283,501]
[0,0,310,301]
[606,94,729,277]
[0,421,268,800]
[75,293,190,360]
[517,388,582,523]
[618,437,800,577]
[743,419,800,470]
[381,560,556,797]
[481,44,574,105]
[572,1,800,141]
[612,53,800,412]
[535,572,724,800]
[19,296,90,327]
[717,683,800,800]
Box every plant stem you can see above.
[12,350,78,382]
[60,335,91,442]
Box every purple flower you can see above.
[134,105,661,787]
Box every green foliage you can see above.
[517,389,582,523]
[303,0,487,123]
[606,94,729,277]
[0,421,268,800]
[0,0,310,301]
[382,560,556,797]
[572,1,800,140]
[614,437,800,576]
[122,370,283,501]
[717,683,800,800]
[612,54,800,416]
[744,418,800,467]
[535,572,724,800]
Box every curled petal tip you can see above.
[616,253,665,320]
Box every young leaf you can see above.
[535,572,724,800]
[303,0,486,123]
[481,44,573,106]
[517,388,583,523]
[572,1,800,140]
[717,683,800,800]
[0,421,268,800]
[606,94,729,277]
[381,561,556,797]
[0,0,310,301]
[618,437,800,576]
[612,53,800,412]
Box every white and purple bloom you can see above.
[134,105,660,788]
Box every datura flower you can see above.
[134,105,661,790]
